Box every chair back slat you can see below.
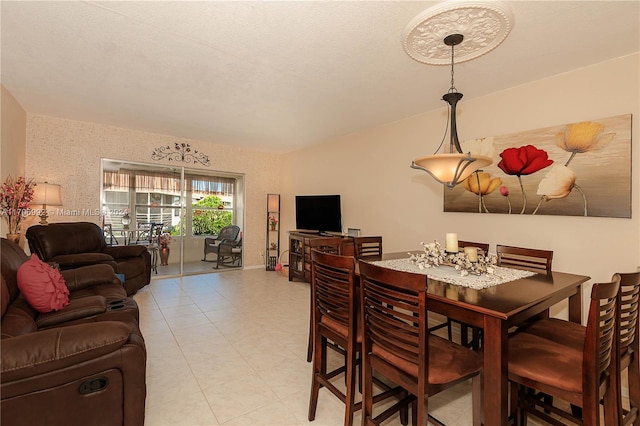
[311,250,356,331]
[458,240,490,253]
[309,237,344,255]
[354,236,383,260]
[496,245,553,275]
[359,261,426,374]
[614,272,640,352]
[584,277,620,381]
[612,272,640,426]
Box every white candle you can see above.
[464,246,478,262]
[445,233,458,253]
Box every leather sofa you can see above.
[1,237,147,425]
[26,222,151,295]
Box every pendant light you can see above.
[410,34,492,189]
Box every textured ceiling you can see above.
[1,1,638,153]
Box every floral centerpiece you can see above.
[158,233,172,247]
[409,240,497,276]
[1,176,36,239]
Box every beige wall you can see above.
[0,85,27,236]
[24,116,280,267]
[281,54,640,321]
[13,54,640,300]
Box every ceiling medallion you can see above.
[402,1,514,65]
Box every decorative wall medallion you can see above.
[443,114,632,218]
[402,1,514,65]
[151,143,211,166]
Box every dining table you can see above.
[366,251,591,426]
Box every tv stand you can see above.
[288,231,353,282]
[319,231,341,237]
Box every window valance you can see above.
[103,170,235,195]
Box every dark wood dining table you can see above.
[371,252,591,426]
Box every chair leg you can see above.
[629,353,640,426]
[307,293,313,362]
[411,401,417,426]
[509,382,518,422]
[516,385,529,426]
[472,374,482,426]
[459,322,468,346]
[344,344,357,426]
[362,353,374,426]
[308,333,323,421]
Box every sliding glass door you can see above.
[101,159,244,277]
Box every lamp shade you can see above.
[267,193,280,212]
[32,182,62,206]
[412,153,492,189]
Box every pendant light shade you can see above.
[412,153,492,190]
[409,34,492,189]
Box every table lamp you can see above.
[32,182,62,225]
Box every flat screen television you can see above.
[295,194,342,234]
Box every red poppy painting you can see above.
[444,114,631,218]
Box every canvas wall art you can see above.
[444,114,631,218]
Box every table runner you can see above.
[370,257,535,290]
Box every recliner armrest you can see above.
[48,253,116,269]
[35,295,107,329]
[61,264,121,292]
[1,321,132,383]
[104,245,148,259]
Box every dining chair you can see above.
[613,272,639,426]
[353,236,383,261]
[358,261,482,426]
[429,240,489,350]
[309,236,344,254]
[306,237,347,362]
[496,244,553,275]
[102,223,119,246]
[507,276,620,425]
[308,250,402,426]
[520,271,639,425]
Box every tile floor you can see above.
[153,260,241,277]
[134,269,617,425]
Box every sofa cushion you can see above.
[17,255,69,313]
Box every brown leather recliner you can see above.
[26,222,151,295]
[1,238,147,426]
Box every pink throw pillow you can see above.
[17,254,70,313]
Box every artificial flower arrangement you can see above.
[409,241,497,276]
[269,216,278,227]
[158,233,172,246]
[0,176,36,235]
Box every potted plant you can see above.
[269,215,278,231]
